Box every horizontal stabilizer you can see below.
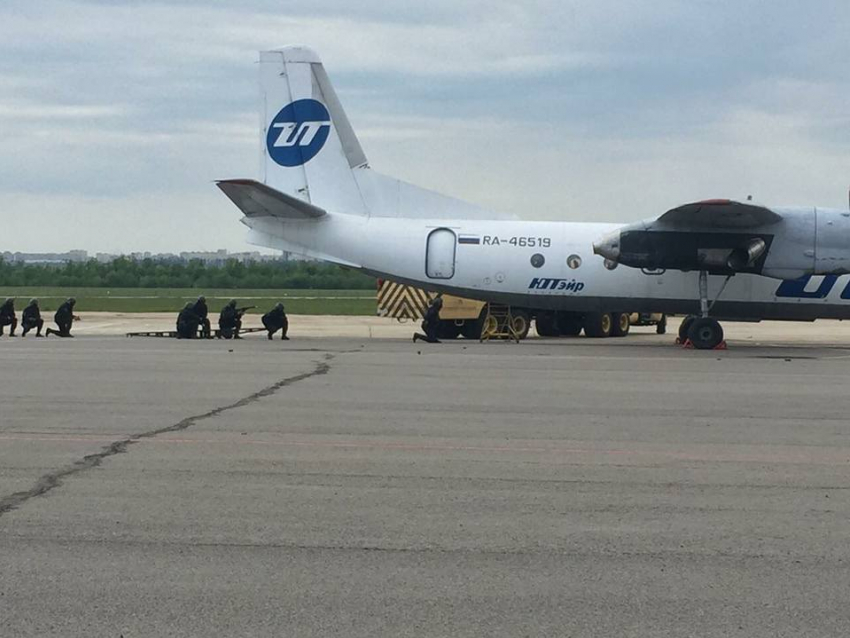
[216,179,326,220]
[659,199,782,228]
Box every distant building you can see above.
[1,250,89,264]
[179,249,282,265]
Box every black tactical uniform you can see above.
[0,298,17,337]
[46,298,77,337]
[21,299,44,337]
[262,303,289,340]
[176,302,201,339]
[192,296,211,338]
[413,297,443,343]
[218,300,243,339]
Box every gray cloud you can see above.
[2,0,850,252]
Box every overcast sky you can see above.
[3,0,850,253]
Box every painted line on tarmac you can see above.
[0,355,334,518]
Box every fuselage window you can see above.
[531,253,545,268]
[567,254,582,269]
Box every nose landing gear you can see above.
[679,270,730,350]
[687,316,725,350]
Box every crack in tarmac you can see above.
[0,355,333,518]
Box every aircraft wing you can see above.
[657,199,782,229]
[216,179,327,220]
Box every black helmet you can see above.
[29,298,38,307]
[275,302,284,310]
[67,297,76,305]
[197,295,206,303]
[228,299,237,307]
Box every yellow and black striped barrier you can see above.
[376,280,431,320]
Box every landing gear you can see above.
[688,317,724,350]
[535,312,558,337]
[437,320,462,340]
[611,312,631,337]
[681,271,730,350]
[555,313,583,336]
[678,315,696,342]
[460,317,484,339]
[583,312,613,338]
[510,309,531,340]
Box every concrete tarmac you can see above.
[2,330,850,637]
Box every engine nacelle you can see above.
[761,208,850,279]
[594,206,850,281]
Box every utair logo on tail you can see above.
[266,99,331,167]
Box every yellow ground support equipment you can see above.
[479,303,521,343]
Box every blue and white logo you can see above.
[266,99,331,167]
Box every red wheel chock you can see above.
[679,339,727,350]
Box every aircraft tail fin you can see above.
[259,46,367,215]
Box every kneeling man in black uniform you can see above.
[413,296,443,344]
[21,299,44,337]
[176,302,201,339]
[262,303,289,340]
[45,298,78,338]
[0,298,17,337]
[218,300,243,339]
[192,295,212,339]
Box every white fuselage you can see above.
[245,213,850,321]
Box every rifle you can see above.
[236,305,256,316]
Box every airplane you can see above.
[217,46,850,349]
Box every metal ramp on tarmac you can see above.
[126,327,267,338]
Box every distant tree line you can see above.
[0,257,376,290]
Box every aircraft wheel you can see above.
[678,315,697,342]
[556,313,583,336]
[437,320,461,339]
[510,310,531,340]
[460,319,483,339]
[611,312,630,337]
[687,317,724,350]
[535,312,559,337]
[583,312,613,338]
[481,314,499,339]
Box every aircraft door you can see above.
[426,228,456,279]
